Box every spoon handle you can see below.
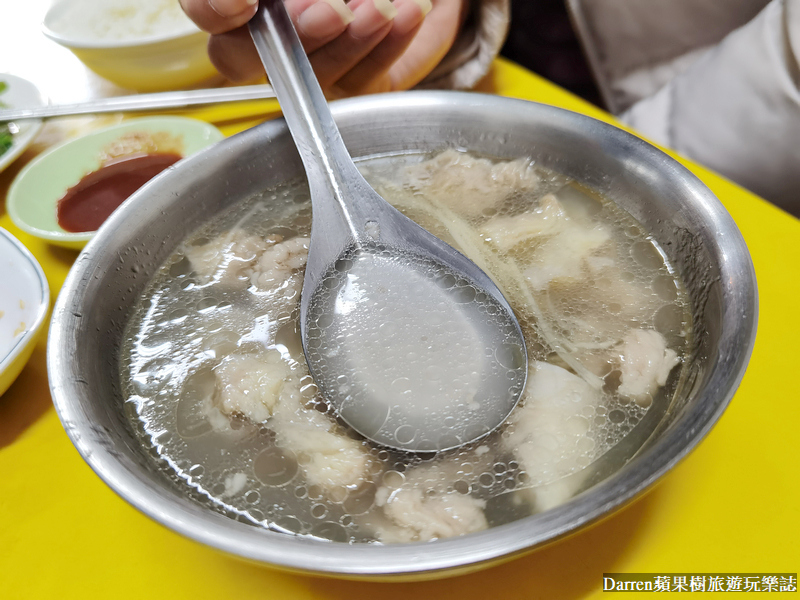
[247,0,512,297]
[248,0,365,238]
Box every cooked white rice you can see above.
[50,0,200,42]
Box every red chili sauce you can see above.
[57,152,181,233]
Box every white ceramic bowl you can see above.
[43,0,218,92]
[0,74,47,174]
[0,228,49,397]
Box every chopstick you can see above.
[0,84,276,121]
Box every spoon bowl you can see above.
[248,0,527,451]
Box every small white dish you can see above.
[7,116,224,249]
[0,74,47,174]
[0,227,50,397]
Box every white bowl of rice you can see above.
[43,0,219,92]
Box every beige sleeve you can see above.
[417,0,510,90]
[567,0,770,113]
[622,0,800,214]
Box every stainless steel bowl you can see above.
[48,91,757,580]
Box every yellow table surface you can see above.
[1,56,798,598]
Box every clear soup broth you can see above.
[121,150,692,544]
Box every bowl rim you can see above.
[47,91,758,578]
[0,73,47,175]
[0,227,50,376]
[7,115,224,247]
[42,1,205,50]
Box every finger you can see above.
[208,26,265,81]
[286,0,356,52]
[386,0,463,90]
[333,0,430,95]
[348,0,399,38]
[181,0,346,38]
[206,0,357,82]
[308,0,398,90]
[179,0,258,35]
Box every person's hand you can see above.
[180,0,467,96]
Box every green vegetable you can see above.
[0,80,12,157]
[0,124,11,155]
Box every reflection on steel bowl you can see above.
[48,92,757,579]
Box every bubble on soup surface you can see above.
[652,275,679,301]
[169,255,192,277]
[631,240,665,270]
[202,330,239,357]
[311,521,348,542]
[654,304,687,342]
[131,357,175,395]
[274,515,302,533]
[343,483,378,515]
[175,368,216,438]
[254,446,299,486]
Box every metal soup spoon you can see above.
[248,0,527,452]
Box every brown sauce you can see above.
[57,152,181,233]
